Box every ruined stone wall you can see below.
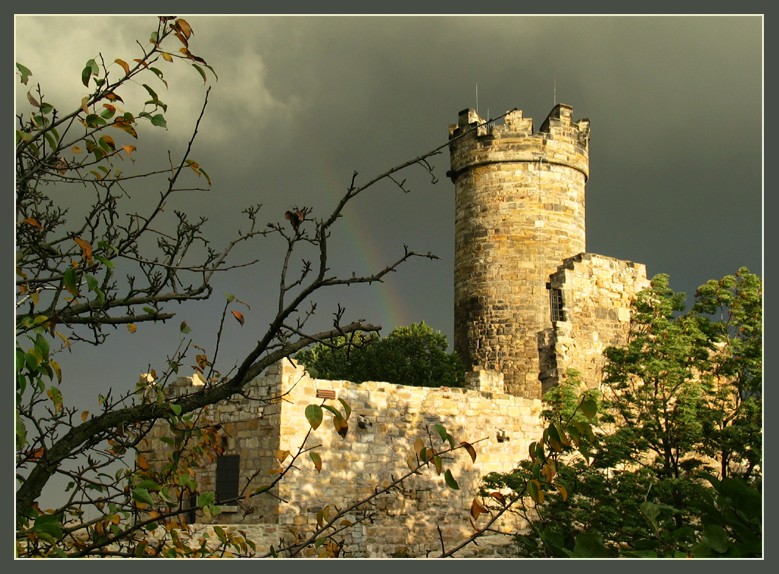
[449,104,590,399]
[140,366,286,524]
[144,361,543,557]
[274,360,542,557]
[540,253,650,392]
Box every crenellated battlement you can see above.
[447,104,590,182]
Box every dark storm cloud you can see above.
[14,15,762,407]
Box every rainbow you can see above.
[312,161,413,335]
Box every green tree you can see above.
[474,270,762,558]
[296,322,466,388]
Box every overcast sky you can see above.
[13,14,762,415]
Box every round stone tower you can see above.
[448,104,590,399]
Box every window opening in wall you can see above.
[549,286,565,322]
[215,454,240,505]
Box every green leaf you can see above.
[305,404,323,430]
[44,131,58,152]
[640,500,661,529]
[132,487,154,506]
[214,525,227,543]
[581,396,597,420]
[170,403,182,417]
[197,492,215,507]
[150,114,167,128]
[434,424,448,444]
[85,114,107,128]
[85,273,99,292]
[63,268,79,297]
[191,63,207,83]
[33,514,63,539]
[17,62,32,85]
[309,451,322,473]
[136,479,162,491]
[699,524,730,554]
[444,469,459,490]
[16,414,27,450]
[322,404,342,418]
[81,59,98,87]
[572,531,609,558]
[199,166,212,186]
[432,454,443,475]
[35,333,50,359]
[338,398,351,420]
[142,83,159,102]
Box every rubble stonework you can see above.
[142,360,543,557]
[540,253,650,393]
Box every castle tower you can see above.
[448,104,591,399]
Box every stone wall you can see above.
[143,360,544,557]
[540,253,650,392]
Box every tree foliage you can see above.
[474,270,762,558]
[295,321,466,388]
[15,17,494,558]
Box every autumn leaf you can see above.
[231,310,245,326]
[73,236,93,263]
[100,134,116,151]
[175,18,193,39]
[489,491,506,507]
[27,91,40,108]
[50,359,62,383]
[162,52,173,62]
[23,217,41,229]
[470,497,489,520]
[413,438,425,457]
[195,353,209,369]
[47,387,63,413]
[112,119,138,138]
[115,58,130,76]
[104,92,123,103]
[332,415,348,439]
[275,449,290,463]
[137,454,149,470]
[127,323,137,334]
[460,441,477,463]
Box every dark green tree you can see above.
[296,322,465,388]
[476,270,762,558]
